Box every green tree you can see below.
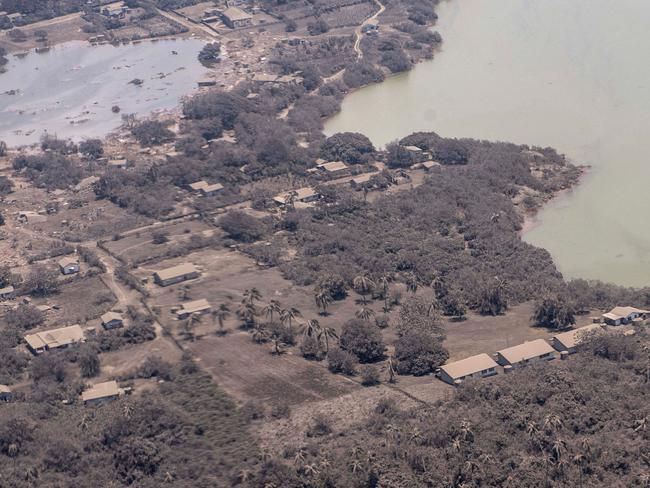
[532,295,576,330]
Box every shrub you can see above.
[219,211,266,243]
[360,365,380,386]
[306,414,332,437]
[394,331,449,376]
[4,304,44,330]
[137,356,173,381]
[300,334,321,359]
[77,346,101,378]
[532,294,576,330]
[132,121,174,146]
[340,319,385,363]
[327,348,357,375]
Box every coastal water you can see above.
[0,38,207,146]
[325,0,650,287]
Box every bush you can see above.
[339,319,385,363]
[78,139,104,159]
[394,331,449,376]
[320,132,375,165]
[137,356,173,381]
[300,334,321,359]
[360,365,380,386]
[315,273,348,300]
[327,348,357,375]
[77,346,101,378]
[532,294,576,330]
[132,121,175,146]
[4,304,44,330]
[219,211,266,243]
[306,414,332,437]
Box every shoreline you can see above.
[519,165,591,238]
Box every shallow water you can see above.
[0,38,208,146]
[325,0,650,287]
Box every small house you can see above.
[197,77,217,87]
[58,256,80,275]
[108,158,128,169]
[316,161,350,177]
[81,380,123,405]
[101,311,124,330]
[551,323,603,354]
[439,353,499,385]
[602,306,649,326]
[496,339,555,368]
[0,285,15,300]
[421,160,441,171]
[362,19,379,34]
[350,172,378,189]
[0,385,12,402]
[25,324,85,355]
[200,183,224,197]
[221,6,252,29]
[17,211,47,224]
[176,298,212,320]
[154,263,200,287]
[273,187,320,206]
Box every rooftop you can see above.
[222,6,252,21]
[603,306,649,320]
[25,324,84,351]
[58,256,79,267]
[440,353,499,380]
[190,180,208,191]
[497,339,555,364]
[101,311,123,324]
[81,380,122,403]
[274,187,318,203]
[552,324,603,350]
[177,298,211,315]
[155,263,198,281]
[317,161,348,172]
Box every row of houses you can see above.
[438,323,605,385]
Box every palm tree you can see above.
[356,306,375,321]
[314,290,332,315]
[181,313,201,341]
[459,420,474,442]
[261,299,282,322]
[551,438,567,462]
[270,335,285,355]
[543,414,564,434]
[386,356,396,383]
[301,319,321,338]
[378,274,391,312]
[243,288,262,307]
[237,302,257,328]
[318,326,338,353]
[353,274,375,305]
[212,303,230,335]
[251,323,268,343]
[404,272,418,295]
[280,306,301,332]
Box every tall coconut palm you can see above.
[353,274,375,305]
[237,302,257,328]
[314,290,332,316]
[404,272,418,295]
[280,306,301,332]
[212,303,230,335]
[301,319,321,338]
[378,274,391,312]
[356,306,375,321]
[181,313,201,342]
[261,299,282,322]
[251,323,267,343]
[318,326,338,353]
[243,288,262,307]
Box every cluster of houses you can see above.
[438,306,649,386]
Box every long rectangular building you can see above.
[439,353,499,385]
[551,324,603,353]
[496,339,555,368]
[153,263,199,287]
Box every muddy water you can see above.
[0,38,207,146]
[325,0,650,287]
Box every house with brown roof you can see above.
[496,339,555,368]
[24,324,85,355]
[0,385,12,402]
[153,263,200,287]
[439,353,499,385]
[189,180,224,197]
[316,161,350,177]
[602,306,649,326]
[176,298,212,320]
[273,187,320,207]
[221,6,252,28]
[81,380,123,405]
[101,311,124,330]
[0,285,15,300]
[58,256,80,275]
[350,172,378,189]
[108,158,128,169]
[551,324,603,354]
